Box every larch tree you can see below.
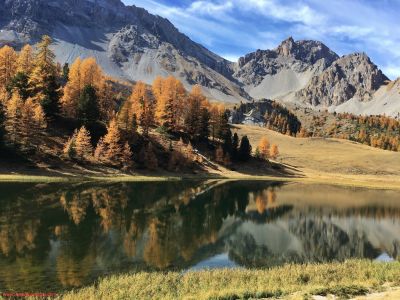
[28,35,60,116]
[61,57,81,118]
[63,130,78,159]
[121,142,133,169]
[8,72,30,100]
[5,92,24,144]
[258,137,270,159]
[103,117,123,163]
[20,98,36,148]
[0,100,5,146]
[75,126,93,160]
[0,45,18,90]
[17,45,34,75]
[129,81,154,137]
[94,137,106,162]
[152,76,164,121]
[270,144,279,160]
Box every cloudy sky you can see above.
[123,0,400,79]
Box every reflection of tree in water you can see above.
[0,181,400,292]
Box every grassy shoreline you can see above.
[1,173,399,190]
[59,260,400,300]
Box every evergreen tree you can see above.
[7,72,30,100]
[75,126,93,160]
[62,63,70,83]
[143,142,158,170]
[215,145,224,164]
[199,107,210,142]
[232,132,239,160]
[238,135,252,161]
[77,85,99,126]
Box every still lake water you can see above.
[0,180,399,292]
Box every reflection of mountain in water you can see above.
[0,181,399,292]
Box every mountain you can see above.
[0,0,399,116]
[296,53,389,106]
[0,0,249,102]
[233,37,339,100]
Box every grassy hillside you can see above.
[233,124,400,188]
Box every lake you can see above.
[0,180,399,292]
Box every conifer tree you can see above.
[75,126,93,160]
[144,142,158,170]
[63,130,78,159]
[103,117,123,163]
[8,72,30,100]
[20,98,36,148]
[238,135,252,161]
[270,144,279,160]
[0,101,5,147]
[17,45,34,74]
[5,92,24,144]
[215,145,224,164]
[0,45,18,90]
[122,142,133,169]
[77,85,99,126]
[29,35,60,116]
[94,137,106,162]
[232,132,239,160]
[258,137,270,159]
[61,57,81,117]
[129,81,154,136]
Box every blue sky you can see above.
[123,0,400,79]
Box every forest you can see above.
[0,36,280,173]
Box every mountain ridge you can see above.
[0,0,399,116]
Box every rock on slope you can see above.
[0,0,248,102]
[233,37,339,100]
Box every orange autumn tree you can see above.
[75,126,93,160]
[258,137,270,159]
[17,45,34,74]
[61,57,112,120]
[270,144,279,160]
[127,81,154,136]
[102,117,123,163]
[0,45,18,89]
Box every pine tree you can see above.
[258,137,270,159]
[62,63,70,83]
[232,132,239,160]
[270,144,279,160]
[238,135,252,161]
[0,46,18,90]
[103,117,123,163]
[77,85,99,125]
[7,72,30,100]
[29,35,60,116]
[75,126,93,160]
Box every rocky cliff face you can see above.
[233,37,339,99]
[296,53,389,107]
[0,0,247,102]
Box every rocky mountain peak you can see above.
[276,36,295,57]
[296,52,389,106]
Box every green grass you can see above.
[0,174,68,182]
[57,260,400,300]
